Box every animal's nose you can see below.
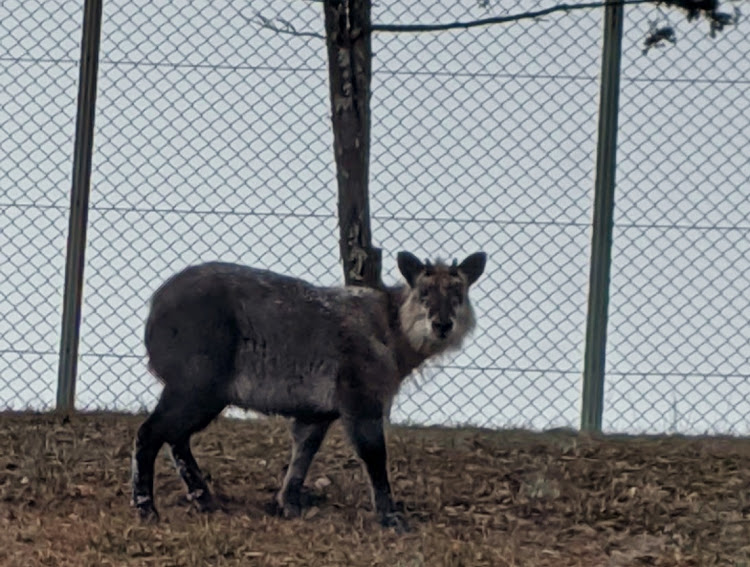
[432,320,453,338]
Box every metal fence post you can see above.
[581,0,624,432]
[56,0,104,412]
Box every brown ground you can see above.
[1,412,749,566]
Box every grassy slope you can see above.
[1,412,749,566]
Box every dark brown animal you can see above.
[131,251,487,530]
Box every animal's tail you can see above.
[143,303,165,382]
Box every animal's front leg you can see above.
[276,418,332,518]
[344,415,408,532]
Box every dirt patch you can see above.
[1,412,749,566]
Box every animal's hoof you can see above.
[266,494,302,519]
[282,503,302,519]
[380,511,410,534]
[299,486,327,508]
[134,499,160,523]
[187,489,216,513]
[268,485,326,519]
[278,497,302,519]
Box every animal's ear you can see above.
[397,251,424,287]
[458,252,487,286]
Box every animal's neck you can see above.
[385,286,431,378]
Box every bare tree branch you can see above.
[370,0,738,34]
[370,0,648,33]
[249,9,325,39]
[250,0,739,42]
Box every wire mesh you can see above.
[605,2,750,434]
[0,0,82,410]
[370,0,602,429]
[76,1,338,411]
[1,0,748,434]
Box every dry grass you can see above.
[1,412,750,566]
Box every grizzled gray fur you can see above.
[131,250,487,531]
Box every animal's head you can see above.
[396,251,487,356]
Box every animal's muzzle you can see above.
[432,320,453,339]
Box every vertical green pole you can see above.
[57,0,103,412]
[581,1,624,432]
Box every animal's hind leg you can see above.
[132,394,170,522]
[275,418,332,518]
[131,384,226,521]
[169,408,224,512]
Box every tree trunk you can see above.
[323,0,382,288]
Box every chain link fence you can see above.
[1,0,748,434]
[369,1,602,429]
[606,3,750,433]
[1,0,82,409]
